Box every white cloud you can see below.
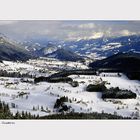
[119,30,136,36]
[78,23,95,29]
[90,32,104,39]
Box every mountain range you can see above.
[58,35,140,59]
[21,34,140,59]
[0,33,140,62]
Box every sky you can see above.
[0,20,140,41]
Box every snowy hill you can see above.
[0,72,140,118]
[37,42,58,56]
[45,48,84,62]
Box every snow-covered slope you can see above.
[0,72,140,118]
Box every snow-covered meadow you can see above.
[0,69,140,118]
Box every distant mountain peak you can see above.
[45,48,84,62]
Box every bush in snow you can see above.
[11,103,16,108]
[70,81,79,87]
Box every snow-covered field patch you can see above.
[0,72,140,118]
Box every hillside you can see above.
[89,52,140,71]
[0,34,33,61]
[45,48,84,62]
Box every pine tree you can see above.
[33,106,36,111]
[0,100,2,110]
[41,106,44,111]
[28,112,32,119]
[15,111,21,119]
[21,111,25,119]
[36,114,39,119]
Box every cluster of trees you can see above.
[54,96,70,112]
[86,83,137,99]
[86,83,107,92]
[102,87,137,99]
[32,105,51,113]
[14,111,39,119]
[130,111,140,119]
[0,100,13,119]
[17,91,30,98]
[0,100,39,119]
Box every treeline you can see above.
[14,111,39,119]
[34,68,123,83]
[0,70,35,78]
[49,69,97,78]
[0,100,134,119]
[34,76,73,83]
[40,112,131,119]
[34,69,97,83]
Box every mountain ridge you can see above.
[0,34,33,61]
[89,52,140,72]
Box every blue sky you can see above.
[0,20,140,41]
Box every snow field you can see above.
[0,73,140,118]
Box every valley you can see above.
[0,24,140,119]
